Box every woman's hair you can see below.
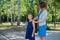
[39,2,47,8]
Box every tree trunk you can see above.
[10,0,13,26]
[14,1,16,23]
[36,0,40,13]
[0,13,1,24]
[54,8,57,28]
[14,6,15,23]
[6,2,9,22]
[0,9,2,24]
[17,0,20,26]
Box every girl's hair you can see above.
[39,2,47,8]
[28,13,33,17]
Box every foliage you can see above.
[47,0,60,22]
[0,0,60,22]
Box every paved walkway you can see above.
[0,27,60,40]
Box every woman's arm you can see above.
[34,21,39,23]
[32,20,35,37]
[33,16,39,23]
[34,16,38,20]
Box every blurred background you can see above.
[0,0,60,40]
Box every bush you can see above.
[46,26,51,30]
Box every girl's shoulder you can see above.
[32,20,35,24]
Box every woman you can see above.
[34,2,48,40]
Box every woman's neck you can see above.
[41,8,46,11]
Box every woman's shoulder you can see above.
[44,9,47,13]
[43,9,48,14]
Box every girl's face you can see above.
[28,14,33,20]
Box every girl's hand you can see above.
[32,32,34,37]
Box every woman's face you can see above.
[28,14,33,20]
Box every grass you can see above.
[0,22,11,27]
[47,23,60,27]
[0,22,26,27]
[47,23,60,30]
[0,22,60,30]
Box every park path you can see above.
[0,26,60,40]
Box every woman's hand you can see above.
[33,19,38,24]
[33,17,38,21]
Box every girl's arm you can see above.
[32,20,35,37]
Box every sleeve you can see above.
[39,11,48,23]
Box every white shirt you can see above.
[38,9,48,26]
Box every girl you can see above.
[25,13,35,40]
[34,2,48,40]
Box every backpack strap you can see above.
[38,10,43,20]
